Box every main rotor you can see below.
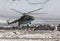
[11,8,43,16]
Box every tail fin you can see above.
[6,20,10,25]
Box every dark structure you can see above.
[7,14,34,26]
[7,8,43,27]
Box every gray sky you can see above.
[0,0,60,24]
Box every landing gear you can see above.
[29,23,31,24]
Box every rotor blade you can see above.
[12,0,15,1]
[11,9,23,14]
[27,13,47,15]
[35,17,60,20]
[26,8,43,14]
[26,0,50,5]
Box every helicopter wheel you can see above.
[29,22,31,24]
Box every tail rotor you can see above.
[6,18,10,25]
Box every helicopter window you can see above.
[27,16,32,20]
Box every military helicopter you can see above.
[7,8,43,27]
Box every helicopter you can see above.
[7,8,43,27]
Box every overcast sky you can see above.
[0,0,60,24]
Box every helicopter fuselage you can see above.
[8,15,34,26]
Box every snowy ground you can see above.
[0,30,60,41]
